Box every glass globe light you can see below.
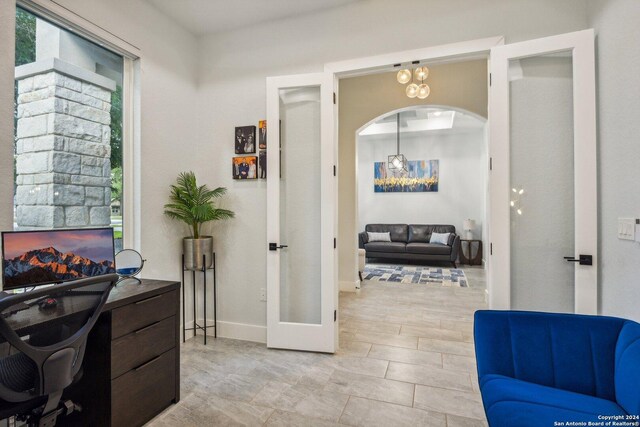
[392,157,402,168]
[417,84,430,99]
[414,66,429,81]
[406,83,418,98]
[396,69,412,84]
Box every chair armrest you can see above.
[358,232,368,249]
[474,310,625,398]
[615,321,640,415]
[450,234,461,262]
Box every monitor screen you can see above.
[1,228,116,290]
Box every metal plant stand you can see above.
[181,253,217,344]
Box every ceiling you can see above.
[359,108,486,140]
[146,0,360,36]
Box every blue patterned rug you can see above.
[363,264,468,287]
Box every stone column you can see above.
[15,58,116,229]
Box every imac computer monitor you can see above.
[1,228,116,291]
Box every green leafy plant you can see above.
[164,172,234,239]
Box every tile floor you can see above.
[148,266,488,427]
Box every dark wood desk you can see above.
[7,279,181,427]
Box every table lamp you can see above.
[463,219,476,240]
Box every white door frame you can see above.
[489,29,598,314]
[325,36,504,77]
[266,72,336,352]
[324,36,503,315]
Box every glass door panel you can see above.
[279,86,322,324]
[509,53,575,312]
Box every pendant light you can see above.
[397,64,430,99]
[388,113,407,172]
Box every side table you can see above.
[181,253,217,344]
[460,239,483,266]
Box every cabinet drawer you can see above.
[111,290,177,339]
[111,316,175,379]
[111,349,176,427]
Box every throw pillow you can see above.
[430,232,451,245]
[367,232,392,242]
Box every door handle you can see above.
[563,255,593,266]
[269,243,288,251]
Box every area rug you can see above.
[362,264,468,287]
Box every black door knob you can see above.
[563,255,593,266]
[269,243,289,251]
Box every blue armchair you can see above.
[474,310,640,426]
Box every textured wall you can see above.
[587,0,640,321]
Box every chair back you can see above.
[474,310,626,400]
[0,274,117,402]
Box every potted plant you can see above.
[164,171,234,270]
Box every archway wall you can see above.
[338,59,488,287]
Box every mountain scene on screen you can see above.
[3,246,115,287]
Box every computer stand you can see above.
[181,253,217,344]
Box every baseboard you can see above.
[340,280,360,292]
[218,321,267,343]
[183,319,267,343]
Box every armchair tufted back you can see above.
[474,311,627,401]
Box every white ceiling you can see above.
[146,0,360,35]
[359,108,486,140]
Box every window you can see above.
[14,7,124,251]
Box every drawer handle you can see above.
[134,320,161,335]
[134,355,162,372]
[134,294,163,305]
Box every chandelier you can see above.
[396,66,430,99]
[388,113,407,172]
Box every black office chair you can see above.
[0,274,118,427]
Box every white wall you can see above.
[195,0,589,338]
[358,129,486,247]
[587,0,640,322]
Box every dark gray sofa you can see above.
[359,224,461,267]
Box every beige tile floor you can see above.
[148,266,488,427]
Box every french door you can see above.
[265,73,336,352]
[489,29,597,314]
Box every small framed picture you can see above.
[258,120,267,150]
[259,151,267,179]
[235,126,256,154]
[232,156,258,180]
